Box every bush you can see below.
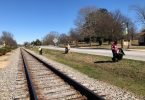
[4,46,11,52]
[0,46,12,56]
[0,45,18,56]
[0,48,6,56]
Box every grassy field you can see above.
[29,47,145,97]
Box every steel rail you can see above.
[23,48,105,100]
[20,49,38,100]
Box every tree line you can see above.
[27,6,145,47]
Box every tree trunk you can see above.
[75,41,78,47]
[89,35,92,46]
[121,39,124,48]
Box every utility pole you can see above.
[121,23,125,48]
[122,22,129,49]
[126,22,131,49]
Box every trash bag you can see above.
[117,48,125,60]
[65,47,69,54]
[112,48,125,62]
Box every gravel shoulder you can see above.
[0,48,20,100]
[0,52,12,69]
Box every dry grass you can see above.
[0,52,11,68]
[29,47,145,97]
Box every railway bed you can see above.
[17,48,104,100]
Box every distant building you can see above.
[138,32,145,45]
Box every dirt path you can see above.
[0,52,12,68]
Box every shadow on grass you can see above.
[94,61,114,63]
[62,52,69,54]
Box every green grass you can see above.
[29,47,145,97]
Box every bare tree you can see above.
[129,26,136,40]
[0,38,2,45]
[0,31,17,47]
[75,6,97,28]
[75,6,98,44]
[109,10,125,41]
[43,31,59,45]
[69,28,81,47]
[59,33,68,44]
[76,7,122,45]
[111,10,136,47]
[131,5,145,25]
[75,7,124,45]
[74,6,135,47]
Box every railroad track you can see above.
[17,48,104,100]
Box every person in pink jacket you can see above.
[111,41,119,62]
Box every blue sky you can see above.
[0,0,145,44]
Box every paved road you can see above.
[40,46,145,61]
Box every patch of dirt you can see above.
[0,52,12,68]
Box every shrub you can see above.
[0,46,12,56]
[4,46,11,52]
[0,48,6,56]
